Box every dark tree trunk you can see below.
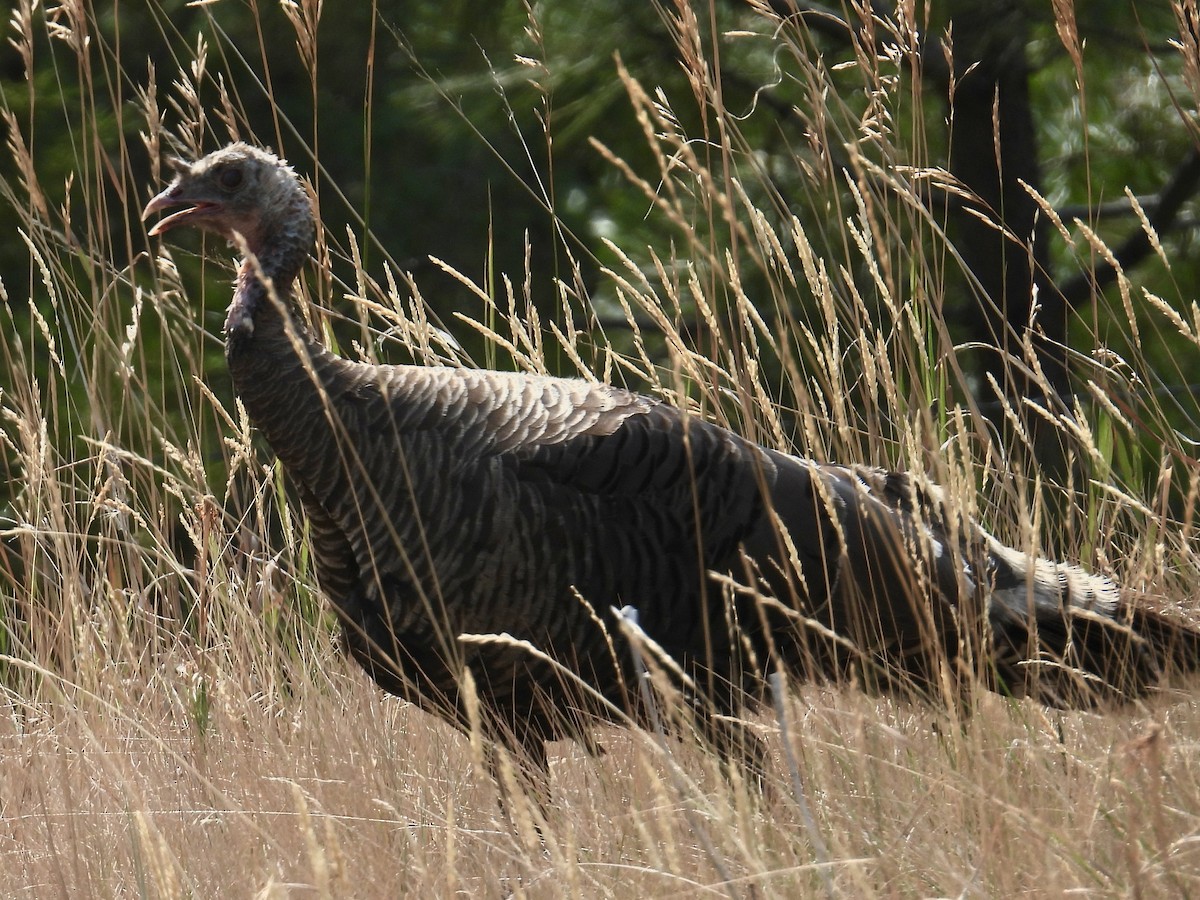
[944,0,1068,399]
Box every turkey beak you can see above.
[143,182,212,236]
[142,182,182,235]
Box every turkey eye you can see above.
[218,167,243,190]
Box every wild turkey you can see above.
[144,143,1196,791]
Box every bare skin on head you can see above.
[144,144,314,338]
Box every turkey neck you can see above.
[223,202,345,475]
[223,181,315,355]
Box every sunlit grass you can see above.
[1,0,1198,896]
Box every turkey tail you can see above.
[1049,602,1200,707]
[985,540,1199,705]
[1128,604,1200,681]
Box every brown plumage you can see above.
[144,143,1197,790]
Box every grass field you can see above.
[2,1,1200,896]
[5,656,1199,896]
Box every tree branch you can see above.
[1056,195,1157,221]
[757,0,860,45]
[1058,147,1200,308]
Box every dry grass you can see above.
[2,0,1200,896]
[4,662,1199,896]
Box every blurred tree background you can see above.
[1,0,1198,502]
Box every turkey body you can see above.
[144,143,1195,786]
[229,331,849,747]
